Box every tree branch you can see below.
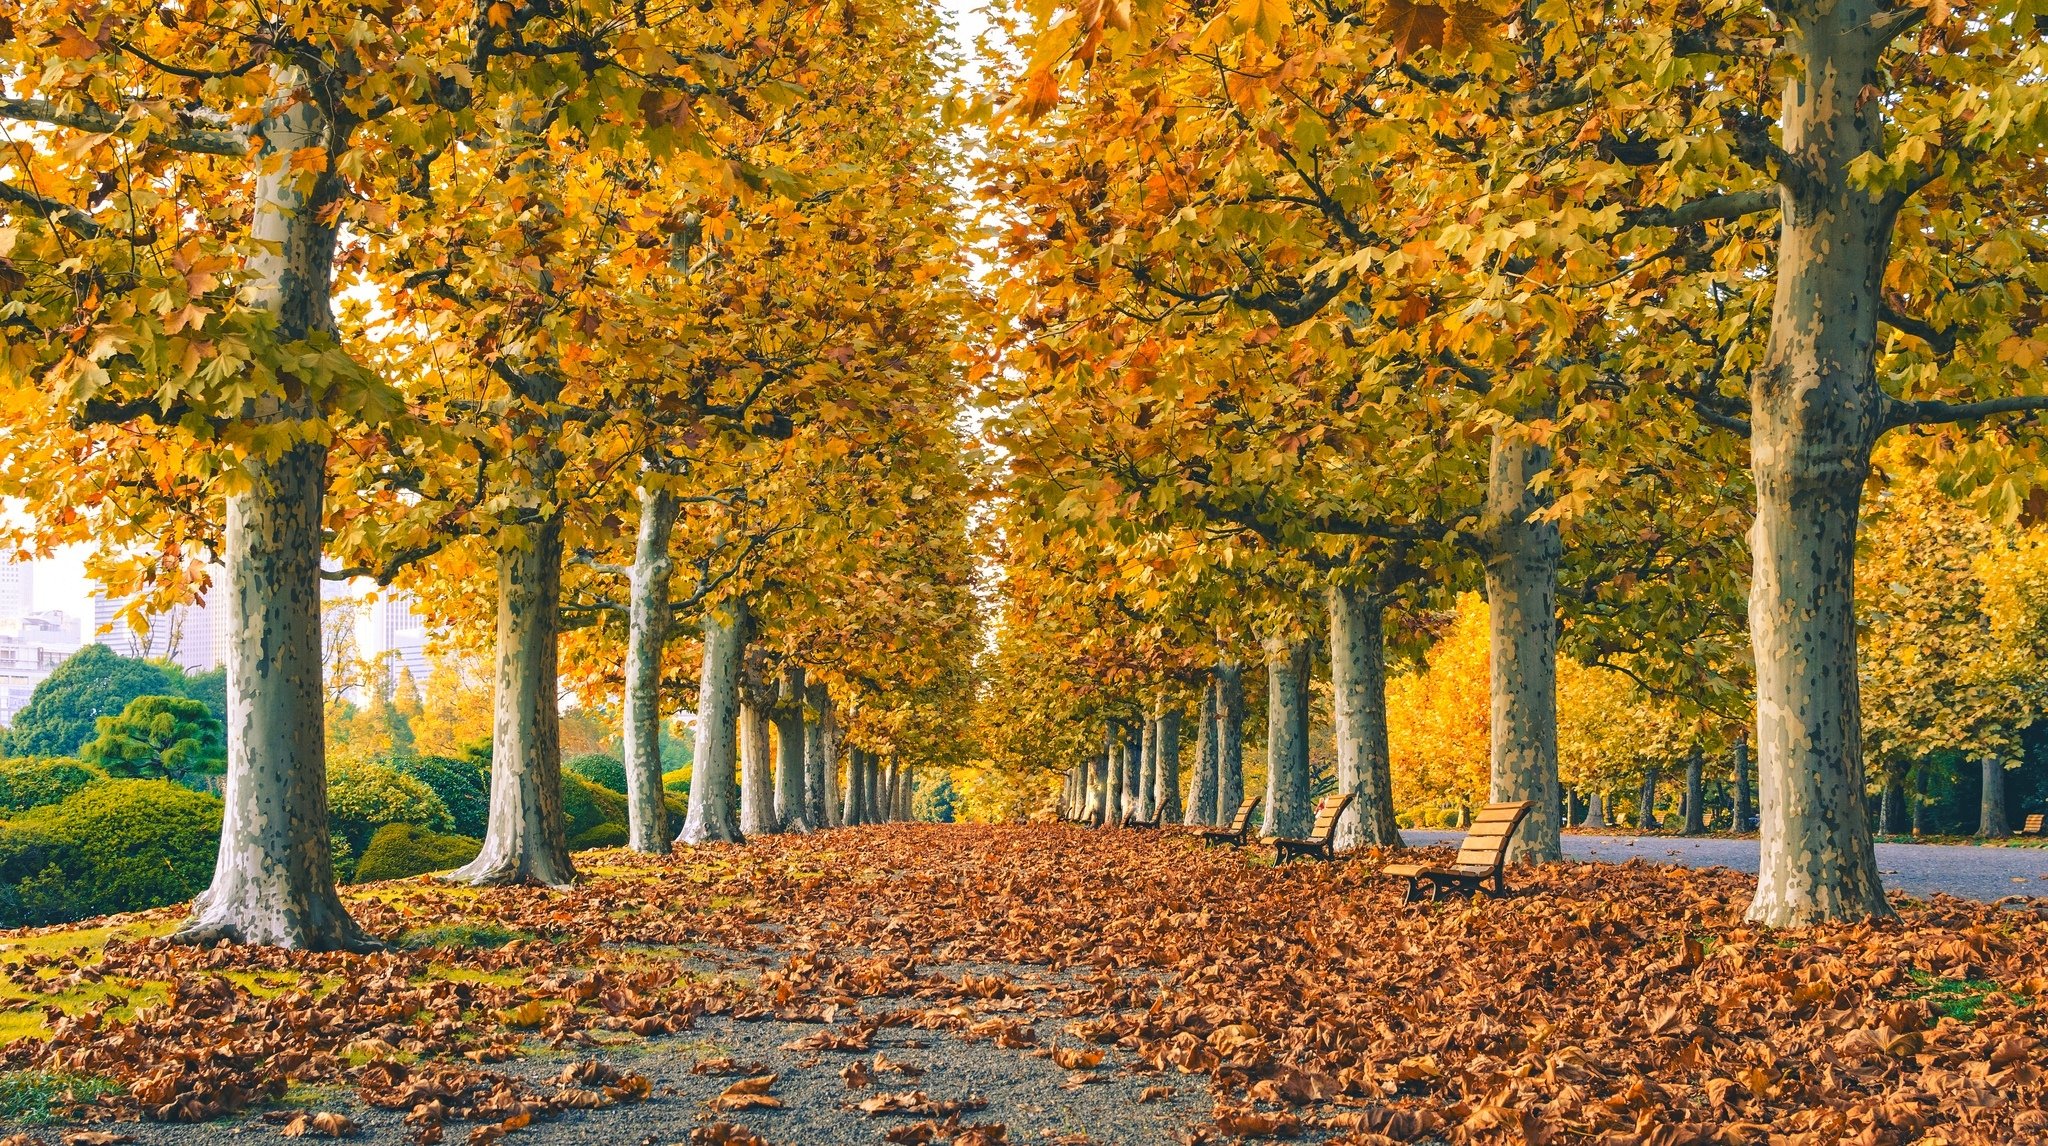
[1625,189,1778,230]
[0,98,247,155]
[1883,393,2048,430]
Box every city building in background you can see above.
[0,564,83,723]
[0,557,440,724]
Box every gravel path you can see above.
[1406,829,2048,904]
[73,1011,1235,1146]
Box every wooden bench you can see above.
[1269,791,1355,863]
[1122,807,1161,829]
[1383,801,1533,903]
[1192,795,1262,847]
[2023,813,2045,837]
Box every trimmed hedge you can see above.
[562,771,627,839]
[0,758,106,815]
[394,754,490,839]
[328,761,452,853]
[353,823,482,882]
[569,822,627,850]
[565,752,626,795]
[0,780,221,927]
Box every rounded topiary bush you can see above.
[569,822,627,850]
[0,779,221,927]
[662,767,689,795]
[394,754,490,839]
[352,823,482,882]
[328,761,452,852]
[561,771,627,839]
[0,757,107,815]
[565,752,626,794]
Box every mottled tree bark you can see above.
[622,485,677,854]
[1138,716,1157,821]
[1979,757,2009,838]
[678,601,747,845]
[1328,585,1404,851]
[805,682,833,829]
[842,746,868,827]
[897,762,915,821]
[1215,663,1245,827]
[1581,790,1607,829]
[1155,707,1182,822]
[1263,636,1313,839]
[1082,743,1106,825]
[180,444,373,949]
[451,518,575,887]
[1744,0,1896,926]
[1484,429,1563,864]
[1637,766,1660,831]
[1683,745,1707,836]
[738,700,776,835]
[773,666,811,832]
[174,80,371,951]
[1185,678,1219,826]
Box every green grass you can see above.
[394,922,535,951]
[1907,969,2014,1021]
[0,1070,124,1123]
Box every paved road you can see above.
[1405,830,2048,905]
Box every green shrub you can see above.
[0,757,106,815]
[662,767,690,795]
[3,646,177,758]
[0,780,221,927]
[78,695,225,783]
[570,822,627,850]
[327,761,451,852]
[566,752,626,794]
[562,771,627,839]
[394,754,490,838]
[352,823,481,882]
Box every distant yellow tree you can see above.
[1387,594,1490,827]
[412,658,494,758]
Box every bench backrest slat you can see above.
[1310,792,1355,842]
[1226,795,1261,833]
[2027,813,2045,833]
[1453,801,1533,869]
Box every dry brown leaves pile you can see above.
[1,825,2045,1144]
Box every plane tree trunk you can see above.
[1138,717,1157,820]
[1186,678,1219,825]
[678,601,748,845]
[174,80,372,952]
[1328,584,1404,851]
[806,682,834,829]
[1732,735,1754,832]
[1106,724,1127,825]
[1155,707,1182,822]
[1484,428,1563,864]
[1263,636,1312,839]
[1744,0,1896,927]
[774,666,811,832]
[1683,745,1708,835]
[622,485,678,854]
[450,517,575,887]
[1979,757,2009,839]
[1215,663,1245,826]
